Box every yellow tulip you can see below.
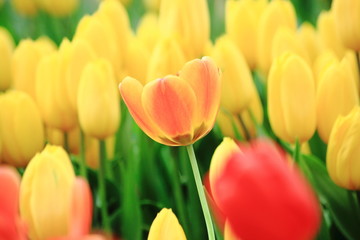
[144,0,161,11]
[95,0,131,64]
[20,144,75,239]
[257,0,297,75]
[211,36,255,114]
[78,59,120,139]
[327,106,360,190]
[316,56,359,143]
[136,13,160,52]
[12,38,56,100]
[46,126,80,155]
[36,0,79,16]
[64,39,96,114]
[35,49,77,131]
[313,50,338,88]
[74,15,121,81]
[297,22,321,64]
[272,27,310,65]
[123,34,151,84]
[85,136,115,169]
[148,208,186,240]
[317,10,347,59]
[226,0,267,69]
[0,27,15,91]
[10,0,37,16]
[332,0,360,51]
[343,51,360,93]
[158,0,209,59]
[268,52,316,143]
[146,36,186,82]
[0,90,44,167]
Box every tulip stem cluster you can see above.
[185,144,215,240]
[98,139,111,233]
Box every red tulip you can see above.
[212,139,321,240]
[0,165,27,240]
[119,56,221,146]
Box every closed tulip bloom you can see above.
[137,13,160,52]
[120,57,221,146]
[36,51,77,131]
[20,145,75,240]
[297,22,321,64]
[211,36,254,115]
[64,39,96,114]
[313,50,338,88]
[317,10,346,59]
[257,0,297,75]
[78,59,120,139]
[226,0,267,69]
[268,52,316,143]
[327,107,360,190]
[316,57,359,143]
[146,36,186,82]
[332,0,360,51]
[212,139,321,240]
[11,0,37,16]
[272,27,310,64]
[0,27,15,91]
[0,166,27,240]
[12,38,56,100]
[46,126,80,155]
[148,208,186,240]
[85,136,114,169]
[74,15,121,81]
[158,0,209,59]
[0,90,44,167]
[36,0,78,16]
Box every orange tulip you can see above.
[119,57,221,146]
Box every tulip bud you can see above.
[120,57,221,146]
[0,90,44,167]
[0,166,27,240]
[36,0,79,16]
[12,38,56,100]
[136,13,160,52]
[74,15,121,81]
[36,50,77,131]
[257,0,297,75]
[317,10,346,58]
[327,107,360,190]
[158,0,209,59]
[212,139,321,240]
[332,0,360,51]
[313,50,338,88]
[211,36,254,114]
[268,52,316,143]
[272,27,310,64]
[20,145,76,239]
[146,36,186,82]
[297,22,321,64]
[226,0,267,69]
[316,57,359,143]
[0,27,15,91]
[46,126,80,155]
[10,0,37,16]
[78,59,120,139]
[148,208,186,240]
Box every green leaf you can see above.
[299,154,360,240]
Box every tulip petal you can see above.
[120,77,174,145]
[179,57,221,135]
[142,76,197,144]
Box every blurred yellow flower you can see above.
[11,0,37,16]
[37,0,79,16]
[0,27,15,91]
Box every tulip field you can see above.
[1,0,360,239]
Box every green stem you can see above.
[99,139,111,233]
[185,145,215,240]
[237,114,250,141]
[293,138,301,163]
[79,130,87,179]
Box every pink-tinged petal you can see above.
[142,76,197,145]
[179,56,221,130]
[119,77,168,144]
[69,178,92,237]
